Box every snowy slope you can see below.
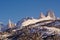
[22,16,55,26]
[43,27,60,34]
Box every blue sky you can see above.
[0,0,60,24]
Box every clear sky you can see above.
[0,0,60,24]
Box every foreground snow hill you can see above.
[1,26,60,40]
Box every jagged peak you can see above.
[46,10,56,18]
[8,19,15,28]
[40,12,46,18]
[8,19,12,24]
[8,19,12,28]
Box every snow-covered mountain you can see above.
[16,10,58,29]
[11,11,60,40]
[0,10,60,40]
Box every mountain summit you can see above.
[20,10,56,27]
[47,10,56,19]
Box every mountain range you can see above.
[0,10,60,40]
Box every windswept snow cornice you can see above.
[22,16,55,26]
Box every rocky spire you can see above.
[8,19,15,28]
[40,12,45,18]
[8,19,11,28]
[47,10,55,18]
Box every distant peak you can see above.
[8,19,16,28]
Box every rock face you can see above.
[0,10,60,40]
